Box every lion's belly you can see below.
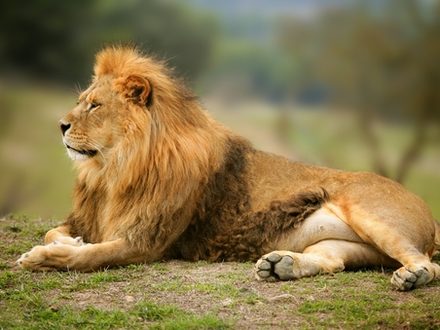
[274,207,363,253]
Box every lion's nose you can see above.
[59,121,71,136]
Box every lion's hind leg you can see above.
[255,240,395,282]
[327,202,440,290]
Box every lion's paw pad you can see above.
[391,266,432,291]
[255,252,296,281]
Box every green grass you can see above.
[0,267,231,329]
[65,272,125,291]
[1,300,229,330]
[135,301,229,329]
[297,284,440,329]
[1,216,440,328]
[287,270,440,328]
[0,270,15,289]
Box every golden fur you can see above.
[18,47,440,290]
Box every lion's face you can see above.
[59,74,151,162]
[60,76,122,161]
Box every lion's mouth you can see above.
[66,144,97,157]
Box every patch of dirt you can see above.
[54,261,340,328]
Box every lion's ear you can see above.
[120,75,153,107]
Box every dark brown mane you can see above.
[169,137,329,262]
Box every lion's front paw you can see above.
[255,251,298,282]
[17,245,51,271]
[17,243,78,271]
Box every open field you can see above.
[1,215,440,329]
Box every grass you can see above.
[1,298,228,330]
[1,215,439,329]
[295,274,438,328]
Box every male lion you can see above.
[18,46,440,291]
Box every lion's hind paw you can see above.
[255,252,297,282]
[391,266,433,291]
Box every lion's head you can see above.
[60,46,227,198]
[59,47,169,163]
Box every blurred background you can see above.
[0,0,439,219]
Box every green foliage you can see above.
[0,0,217,85]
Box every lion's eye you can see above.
[87,102,101,112]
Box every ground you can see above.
[1,215,439,329]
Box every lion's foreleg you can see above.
[17,239,146,271]
[43,225,85,246]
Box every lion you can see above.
[17,46,440,291]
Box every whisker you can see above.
[73,82,83,96]
[87,140,107,163]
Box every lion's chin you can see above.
[65,145,97,161]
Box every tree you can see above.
[279,0,440,183]
[0,0,218,85]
